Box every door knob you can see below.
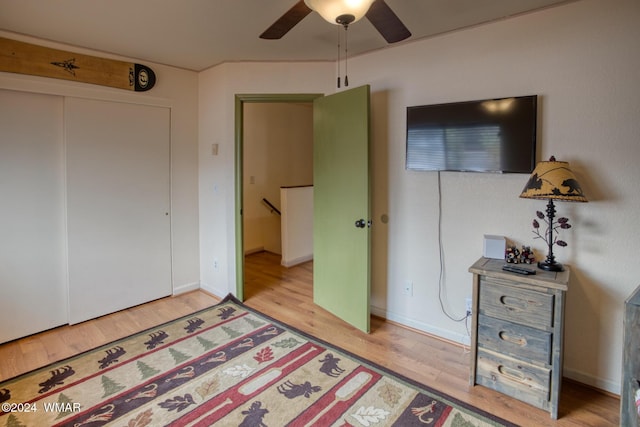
[355,219,371,228]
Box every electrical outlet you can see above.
[213,258,219,271]
[403,281,413,296]
[465,297,473,316]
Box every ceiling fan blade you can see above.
[260,1,313,39]
[365,0,411,43]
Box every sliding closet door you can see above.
[0,89,68,343]
[65,98,171,324]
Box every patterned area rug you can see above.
[0,295,516,426]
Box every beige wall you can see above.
[198,62,335,297]
[351,0,639,394]
[243,103,313,255]
[198,0,640,394]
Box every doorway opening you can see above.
[234,94,323,300]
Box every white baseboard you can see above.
[172,282,200,295]
[199,282,227,300]
[281,254,313,268]
[370,304,471,347]
[244,246,264,255]
[563,367,620,395]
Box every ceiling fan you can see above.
[260,0,411,44]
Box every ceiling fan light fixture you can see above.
[304,0,375,25]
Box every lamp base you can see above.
[538,260,564,272]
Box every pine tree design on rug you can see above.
[53,393,76,420]
[100,375,125,398]
[168,348,191,364]
[196,335,217,351]
[136,361,160,380]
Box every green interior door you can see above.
[313,85,371,333]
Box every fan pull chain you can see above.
[344,25,349,87]
[336,25,341,88]
[336,23,351,88]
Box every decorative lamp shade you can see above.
[520,157,588,202]
[305,0,375,24]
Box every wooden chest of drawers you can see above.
[621,284,640,426]
[469,257,569,419]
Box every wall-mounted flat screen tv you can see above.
[406,95,537,173]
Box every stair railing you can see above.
[262,198,281,216]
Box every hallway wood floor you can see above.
[0,251,619,426]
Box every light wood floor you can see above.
[0,251,619,426]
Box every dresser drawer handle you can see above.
[498,365,527,384]
[499,295,529,312]
[499,331,527,347]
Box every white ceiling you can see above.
[0,0,574,72]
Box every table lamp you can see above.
[519,156,588,271]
